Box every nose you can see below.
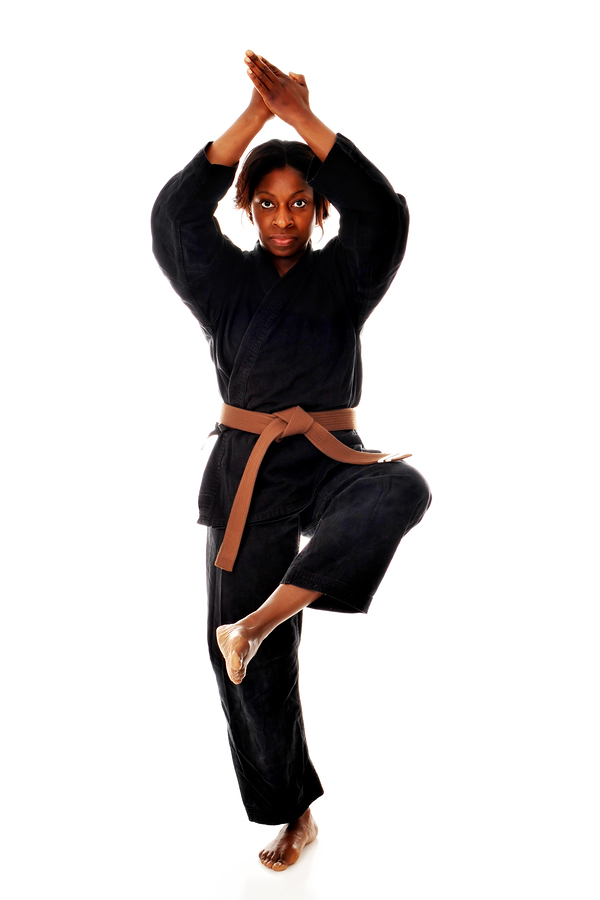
[273,207,293,228]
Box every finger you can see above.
[258,55,285,77]
[246,68,273,102]
[288,71,307,86]
[245,49,279,77]
[246,68,264,90]
[244,53,278,88]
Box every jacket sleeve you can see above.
[307,134,409,327]
[151,144,243,334]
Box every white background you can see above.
[1,2,598,898]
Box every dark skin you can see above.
[206,51,335,166]
[208,50,337,870]
[252,165,317,276]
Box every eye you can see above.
[260,199,275,209]
[292,199,307,208]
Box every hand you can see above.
[244,50,312,128]
[246,82,274,124]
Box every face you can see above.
[252,166,316,275]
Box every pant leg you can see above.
[206,517,324,825]
[282,460,432,614]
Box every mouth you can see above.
[269,235,298,248]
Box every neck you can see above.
[273,257,298,277]
[268,244,310,278]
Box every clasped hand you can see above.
[245,50,311,127]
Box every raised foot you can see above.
[259,809,318,872]
[216,622,261,684]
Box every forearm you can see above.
[206,107,269,167]
[290,111,336,163]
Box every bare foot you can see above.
[216,585,323,685]
[216,622,263,685]
[259,809,318,872]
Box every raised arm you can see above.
[244,51,408,324]
[206,86,273,166]
[306,134,409,326]
[152,70,279,331]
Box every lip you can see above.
[269,235,297,247]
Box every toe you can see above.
[231,666,245,684]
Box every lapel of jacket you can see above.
[228,244,315,408]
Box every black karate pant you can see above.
[206,460,431,825]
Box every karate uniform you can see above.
[151,135,431,824]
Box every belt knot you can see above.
[275,406,314,441]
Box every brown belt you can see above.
[214,403,411,572]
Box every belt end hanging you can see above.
[377,452,412,463]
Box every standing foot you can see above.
[258,808,318,872]
[216,622,263,685]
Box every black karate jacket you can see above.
[151,134,409,528]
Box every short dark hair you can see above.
[234,139,330,227]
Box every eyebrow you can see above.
[254,189,310,197]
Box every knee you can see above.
[404,463,432,509]
[386,462,432,520]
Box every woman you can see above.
[151,50,431,872]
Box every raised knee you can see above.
[404,464,432,510]
[383,462,431,517]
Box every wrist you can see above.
[242,105,272,129]
[292,107,318,129]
